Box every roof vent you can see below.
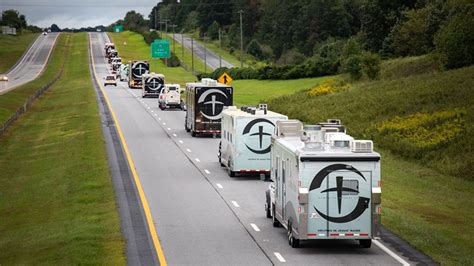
[351,140,373,153]
[275,120,302,138]
[301,125,323,150]
[258,104,268,114]
[201,78,217,86]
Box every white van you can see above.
[158,84,182,110]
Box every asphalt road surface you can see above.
[90,32,417,265]
[0,33,59,95]
[170,33,234,70]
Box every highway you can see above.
[170,33,234,70]
[90,32,414,265]
[0,33,59,95]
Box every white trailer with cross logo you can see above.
[266,120,382,248]
[218,104,287,177]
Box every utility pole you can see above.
[191,37,194,73]
[238,10,244,68]
[171,24,177,54]
[154,9,157,30]
[218,28,222,68]
[203,35,207,72]
[181,31,184,65]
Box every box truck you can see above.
[141,72,165,98]
[184,78,233,137]
[266,120,381,248]
[219,104,287,177]
[128,60,149,89]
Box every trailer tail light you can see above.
[298,206,302,213]
[377,205,382,214]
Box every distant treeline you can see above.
[0,9,43,33]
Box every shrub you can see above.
[307,80,336,97]
[207,21,220,40]
[246,39,264,60]
[434,7,474,69]
[343,55,363,80]
[361,52,381,80]
[142,31,160,44]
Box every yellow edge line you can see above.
[88,33,167,266]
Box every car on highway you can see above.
[104,75,117,87]
[42,32,48,35]
[158,84,182,109]
[1,75,8,81]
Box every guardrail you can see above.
[0,67,64,137]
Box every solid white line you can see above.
[373,240,410,266]
[172,133,177,137]
[216,183,223,189]
[231,201,240,207]
[178,140,183,144]
[186,148,191,153]
[274,252,286,263]
[204,169,210,174]
[195,158,200,162]
[250,223,260,232]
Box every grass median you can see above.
[0,32,38,73]
[0,33,125,264]
[0,33,68,123]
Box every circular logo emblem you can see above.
[146,77,163,91]
[132,62,148,78]
[309,164,370,223]
[242,118,274,154]
[197,89,228,120]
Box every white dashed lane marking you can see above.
[250,223,260,232]
[216,183,223,189]
[274,252,286,263]
[204,169,210,174]
[231,201,240,207]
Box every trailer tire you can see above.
[359,239,371,248]
[288,222,300,248]
[272,205,280,227]
[191,131,197,137]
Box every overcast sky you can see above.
[1,0,158,29]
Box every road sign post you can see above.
[218,72,233,85]
[113,25,123,33]
[151,40,171,59]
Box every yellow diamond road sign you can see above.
[218,72,233,85]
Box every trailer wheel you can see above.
[272,205,281,227]
[191,131,197,137]
[228,158,236,177]
[288,222,300,248]
[228,168,236,177]
[184,117,190,132]
[359,239,372,248]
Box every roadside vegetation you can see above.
[0,33,37,73]
[0,33,125,264]
[268,57,474,265]
[0,34,67,123]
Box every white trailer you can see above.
[219,104,287,177]
[266,120,382,248]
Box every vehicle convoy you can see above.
[107,50,118,63]
[158,84,182,110]
[141,72,165,98]
[104,42,115,57]
[266,119,381,248]
[128,60,149,89]
[112,62,121,72]
[184,78,233,137]
[219,104,288,177]
[118,64,129,82]
[104,75,117,87]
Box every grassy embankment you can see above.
[268,56,474,265]
[0,33,38,73]
[0,33,125,264]
[0,34,67,123]
[111,31,334,107]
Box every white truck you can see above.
[219,104,287,177]
[118,64,129,82]
[266,120,381,248]
[141,73,165,98]
[158,84,182,110]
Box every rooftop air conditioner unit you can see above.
[351,140,373,153]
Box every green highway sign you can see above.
[151,40,171,59]
[113,25,123,33]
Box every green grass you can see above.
[233,76,336,107]
[268,58,474,265]
[0,33,38,73]
[109,31,198,84]
[0,33,125,264]
[111,31,335,107]
[0,34,69,123]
